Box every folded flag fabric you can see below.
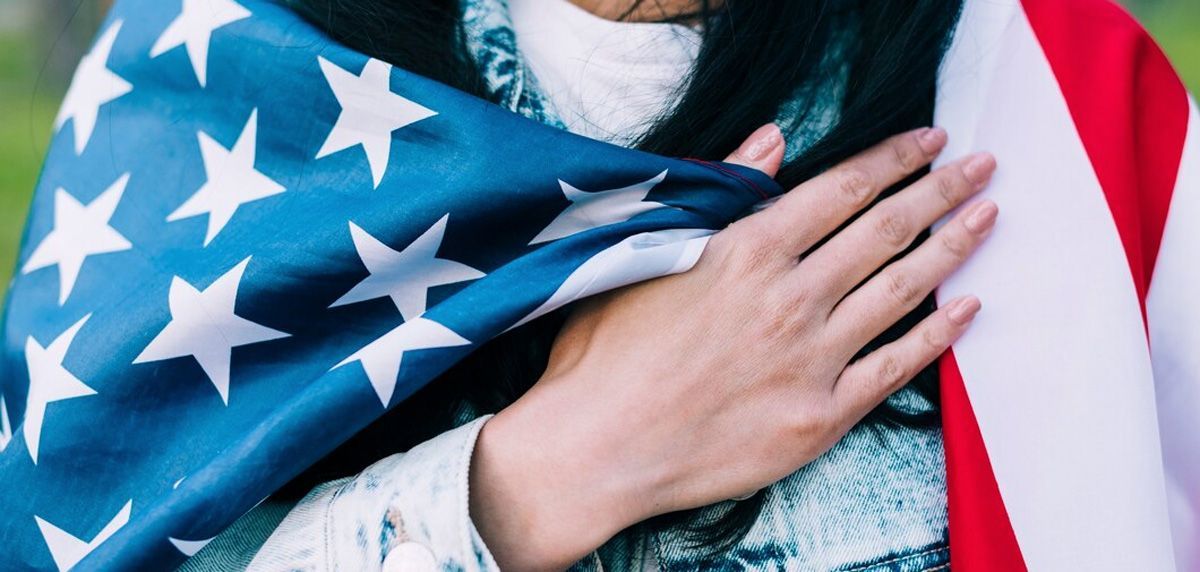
[0,0,777,568]
[935,0,1199,570]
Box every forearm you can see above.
[467,381,662,571]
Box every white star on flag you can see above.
[55,20,133,155]
[316,56,438,188]
[530,170,670,244]
[23,315,95,465]
[169,537,214,557]
[150,0,251,87]
[331,215,485,320]
[168,109,284,246]
[333,317,470,407]
[36,500,131,572]
[134,257,289,404]
[22,174,134,305]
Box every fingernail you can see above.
[962,153,996,187]
[744,123,783,161]
[917,127,947,154]
[947,296,981,325]
[964,200,998,234]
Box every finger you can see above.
[728,127,947,256]
[832,295,981,419]
[723,123,785,179]
[799,152,995,301]
[830,199,997,347]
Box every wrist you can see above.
[467,378,665,570]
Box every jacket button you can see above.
[381,542,437,572]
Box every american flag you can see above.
[0,0,775,568]
[936,0,1200,570]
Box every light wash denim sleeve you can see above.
[247,416,500,572]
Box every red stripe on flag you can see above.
[941,350,1027,572]
[1021,0,1189,311]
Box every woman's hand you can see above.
[469,124,997,571]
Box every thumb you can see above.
[724,123,785,178]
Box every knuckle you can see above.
[755,292,798,338]
[937,228,971,259]
[891,137,921,171]
[921,324,946,350]
[884,271,920,305]
[834,167,874,207]
[876,355,907,389]
[733,228,781,272]
[873,210,911,247]
[934,171,963,208]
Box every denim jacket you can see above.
[186,1,950,570]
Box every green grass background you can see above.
[1,32,59,296]
[0,2,1197,297]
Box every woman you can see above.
[191,0,988,570]
[3,0,1193,567]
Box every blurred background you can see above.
[0,0,1197,298]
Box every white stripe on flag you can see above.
[1147,96,1200,572]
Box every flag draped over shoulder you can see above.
[0,0,778,569]
[935,0,1199,570]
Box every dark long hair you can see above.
[279,0,964,554]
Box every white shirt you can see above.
[508,0,702,147]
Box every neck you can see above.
[567,0,712,23]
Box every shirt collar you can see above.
[460,0,566,127]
